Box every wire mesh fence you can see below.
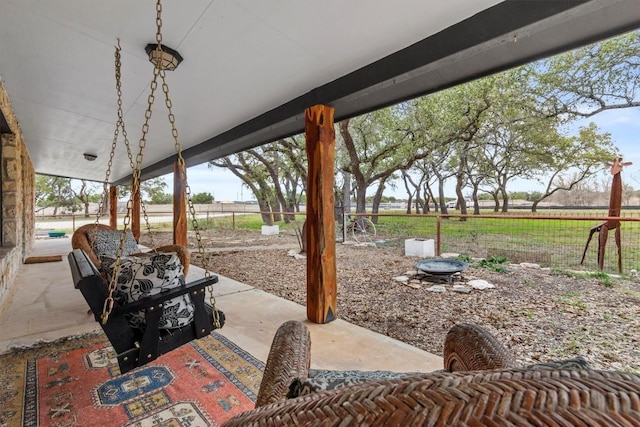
[38,208,640,274]
[246,210,640,275]
[193,210,640,274]
[372,212,640,274]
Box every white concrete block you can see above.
[404,238,435,257]
[261,225,280,235]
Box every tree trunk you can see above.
[454,165,466,217]
[343,172,351,215]
[471,184,481,215]
[339,120,367,215]
[426,185,437,214]
[437,179,448,215]
[500,188,509,213]
[355,181,367,214]
[259,200,272,224]
[371,181,386,224]
[532,199,540,212]
[455,183,467,220]
[419,195,427,214]
[282,200,296,222]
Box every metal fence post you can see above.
[436,214,441,256]
[342,211,347,242]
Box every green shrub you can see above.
[479,255,509,272]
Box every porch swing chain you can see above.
[98,40,142,325]
[93,40,136,241]
[101,34,162,325]
[160,72,221,328]
[99,40,161,324]
[108,41,155,244]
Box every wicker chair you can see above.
[71,223,191,277]
[223,321,640,426]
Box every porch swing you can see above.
[68,0,224,374]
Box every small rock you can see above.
[403,282,422,289]
[440,253,460,259]
[393,276,410,283]
[426,285,446,293]
[452,285,471,293]
[519,262,540,269]
[568,270,588,276]
[468,279,495,290]
[353,242,377,248]
[404,270,416,276]
[410,279,421,284]
[287,249,307,260]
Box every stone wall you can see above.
[0,79,35,310]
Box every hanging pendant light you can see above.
[145,43,183,71]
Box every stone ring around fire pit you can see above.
[414,258,469,284]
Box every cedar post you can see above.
[305,104,337,324]
[173,159,188,246]
[109,186,118,228]
[132,181,141,241]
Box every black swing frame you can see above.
[68,248,223,374]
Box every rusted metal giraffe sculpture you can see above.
[580,157,632,273]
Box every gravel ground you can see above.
[141,229,640,373]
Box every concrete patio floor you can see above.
[0,237,442,373]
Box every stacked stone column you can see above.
[0,80,35,310]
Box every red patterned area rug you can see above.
[0,331,263,426]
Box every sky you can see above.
[163,106,639,202]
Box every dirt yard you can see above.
[140,229,640,373]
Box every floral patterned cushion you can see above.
[88,228,139,262]
[287,358,592,398]
[524,356,591,370]
[287,370,421,398]
[102,252,195,329]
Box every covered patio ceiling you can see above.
[1,0,639,186]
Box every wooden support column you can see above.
[132,181,141,241]
[109,186,118,228]
[305,104,337,324]
[173,159,188,246]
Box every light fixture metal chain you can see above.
[156,0,163,45]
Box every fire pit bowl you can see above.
[414,258,468,283]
